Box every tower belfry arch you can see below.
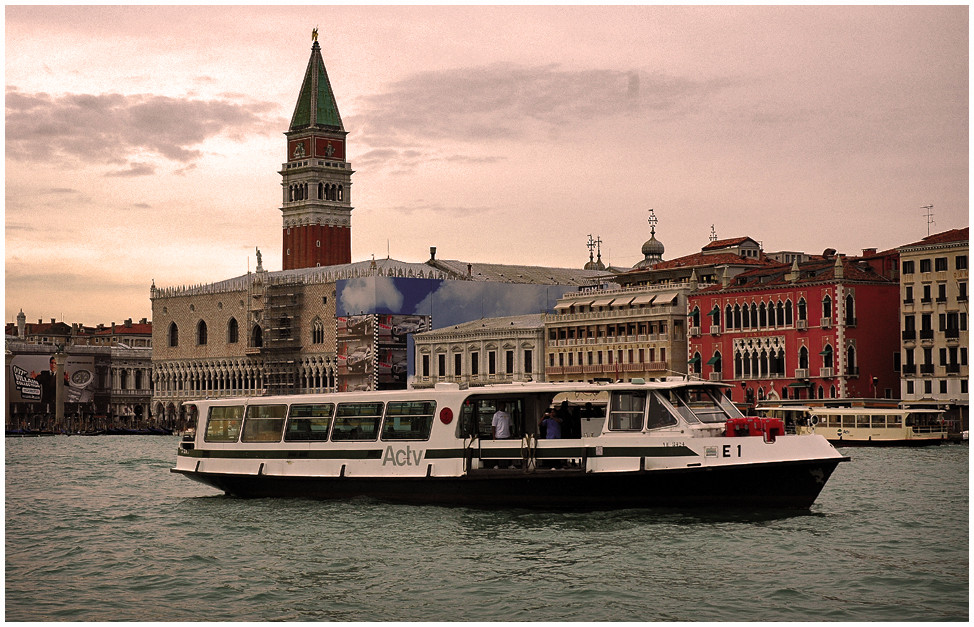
[280,34,354,270]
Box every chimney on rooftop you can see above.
[140,318,147,324]
[862,248,877,256]
[125,318,132,327]
[50,318,55,324]
[429,247,436,261]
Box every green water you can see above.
[5,436,968,621]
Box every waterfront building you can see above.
[4,312,151,348]
[411,314,545,388]
[897,227,969,429]
[83,319,152,348]
[687,250,901,407]
[5,340,153,431]
[544,285,689,382]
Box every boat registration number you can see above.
[705,444,743,458]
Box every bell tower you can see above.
[280,31,354,269]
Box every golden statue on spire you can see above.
[312,27,318,42]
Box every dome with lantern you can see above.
[633,209,665,269]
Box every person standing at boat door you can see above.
[540,409,562,439]
[492,404,512,439]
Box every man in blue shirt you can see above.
[540,409,562,439]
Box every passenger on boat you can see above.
[491,404,512,439]
[539,409,562,439]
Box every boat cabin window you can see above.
[609,392,645,431]
[284,403,335,441]
[856,414,870,428]
[647,393,678,430]
[332,402,384,441]
[204,405,244,442]
[887,414,903,428]
[241,404,287,442]
[664,387,741,424]
[381,401,436,441]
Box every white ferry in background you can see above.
[794,407,948,446]
[172,379,848,509]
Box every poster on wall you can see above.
[7,354,96,405]
[336,315,374,392]
[377,315,427,390]
[336,314,429,391]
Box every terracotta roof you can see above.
[899,227,969,250]
[94,323,152,336]
[697,256,895,293]
[702,236,757,250]
[638,251,779,272]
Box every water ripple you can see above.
[5,437,969,621]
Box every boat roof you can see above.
[184,379,730,406]
[809,407,943,415]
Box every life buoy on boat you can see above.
[810,415,819,426]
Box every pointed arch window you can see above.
[759,302,767,328]
[251,325,263,348]
[799,346,809,369]
[707,350,722,374]
[318,182,324,199]
[742,303,751,329]
[689,352,702,374]
[311,318,325,344]
[197,320,208,346]
[822,294,832,319]
[690,306,701,329]
[725,305,733,329]
[168,322,179,347]
[797,298,807,322]
[227,318,239,344]
[820,344,834,369]
[846,344,858,375]
[845,293,856,326]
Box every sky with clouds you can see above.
[5,5,968,325]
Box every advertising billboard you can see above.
[7,354,96,406]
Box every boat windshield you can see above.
[664,386,742,424]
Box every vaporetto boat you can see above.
[172,379,848,509]
[795,407,948,446]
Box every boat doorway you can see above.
[458,391,606,470]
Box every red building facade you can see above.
[687,253,900,407]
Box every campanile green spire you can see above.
[289,40,344,132]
